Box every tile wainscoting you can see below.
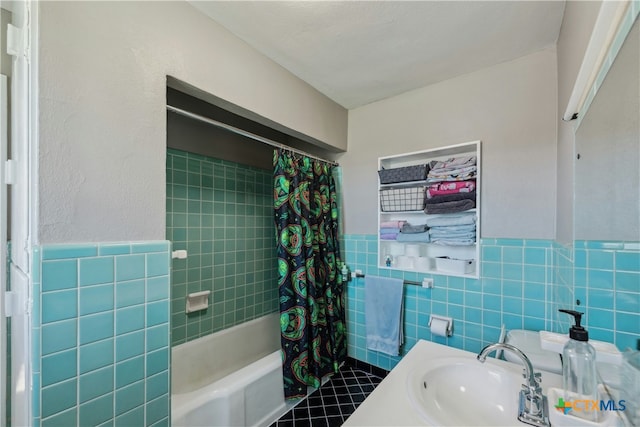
[32,241,171,427]
[343,235,639,371]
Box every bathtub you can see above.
[172,313,288,427]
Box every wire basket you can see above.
[380,187,426,212]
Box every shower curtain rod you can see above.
[167,105,339,166]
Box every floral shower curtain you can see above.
[273,149,346,399]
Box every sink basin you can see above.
[407,357,523,426]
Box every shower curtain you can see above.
[273,149,346,399]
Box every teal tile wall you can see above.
[551,242,575,333]
[166,149,278,346]
[32,242,171,427]
[571,241,640,351]
[344,235,639,371]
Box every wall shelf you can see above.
[377,141,481,278]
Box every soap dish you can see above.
[539,331,622,364]
[186,290,210,313]
[547,387,624,427]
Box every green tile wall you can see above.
[166,149,279,346]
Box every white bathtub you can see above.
[171,313,288,427]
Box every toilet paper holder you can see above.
[428,315,453,337]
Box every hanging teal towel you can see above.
[365,276,404,356]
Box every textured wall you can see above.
[38,1,347,243]
[0,8,11,77]
[554,1,602,245]
[341,49,558,239]
[574,20,639,241]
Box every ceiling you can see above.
[191,1,566,109]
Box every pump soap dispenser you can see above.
[559,309,598,422]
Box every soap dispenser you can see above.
[559,309,598,422]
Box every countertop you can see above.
[343,339,563,426]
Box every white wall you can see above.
[38,1,347,243]
[1,8,11,77]
[574,20,639,241]
[341,48,558,238]
[555,0,602,245]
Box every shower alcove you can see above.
[165,81,340,426]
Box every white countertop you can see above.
[343,339,563,426]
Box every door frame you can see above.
[1,72,8,427]
[2,0,38,424]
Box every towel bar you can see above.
[353,272,421,286]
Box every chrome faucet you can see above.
[477,343,550,427]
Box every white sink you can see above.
[407,357,523,426]
[344,340,563,427]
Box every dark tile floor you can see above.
[270,365,384,427]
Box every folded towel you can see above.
[380,227,402,235]
[425,212,476,227]
[397,231,430,243]
[424,199,475,214]
[431,238,476,246]
[428,165,477,177]
[429,231,476,239]
[400,223,429,234]
[426,181,476,198]
[426,171,477,183]
[424,191,476,205]
[380,233,398,240]
[379,220,407,229]
[365,276,404,356]
[429,224,476,233]
[429,156,477,172]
